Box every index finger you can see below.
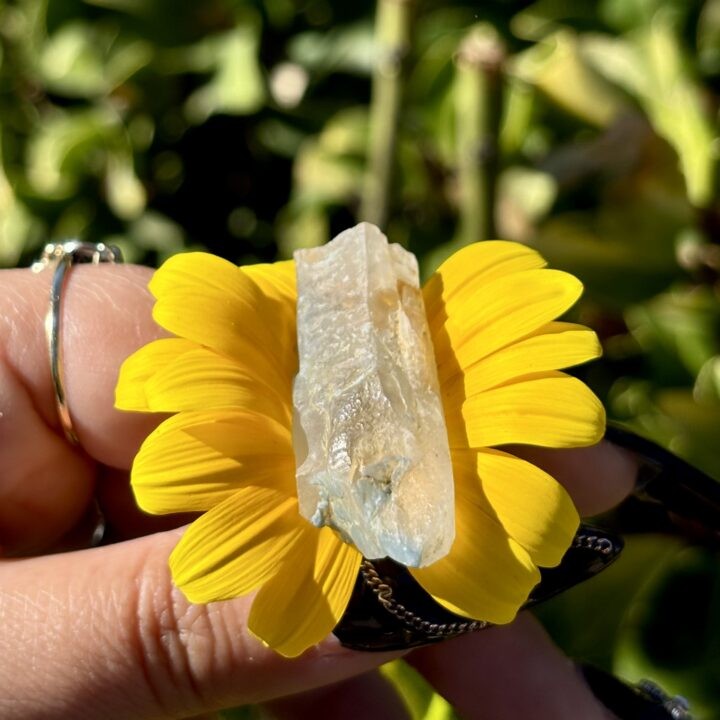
[1,264,164,466]
[0,265,164,552]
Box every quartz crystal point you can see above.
[292,222,455,567]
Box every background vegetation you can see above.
[2,0,719,717]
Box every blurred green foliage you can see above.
[3,0,720,717]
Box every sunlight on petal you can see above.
[424,241,546,325]
[440,322,601,399]
[170,486,307,603]
[132,410,294,514]
[248,527,361,657]
[115,338,196,411]
[242,259,296,302]
[411,483,540,623]
[143,346,291,425]
[241,260,297,342]
[452,449,579,567]
[431,270,584,380]
[149,252,297,388]
[446,372,605,450]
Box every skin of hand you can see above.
[0,264,636,720]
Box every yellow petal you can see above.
[248,527,361,657]
[431,269,584,380]
[132,410,294,514]
[446,372,605,450]
[441,322,602,399]
[115,338,197,411]
[411,483,540,623]
[241,260,296,303]
[423,241,547,325]
[452,449,579,567]
[142,346,291,425]
[240,260,297,342]
[170,486,307,603]
[149,253,297,389]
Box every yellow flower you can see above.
[116,240,604,657]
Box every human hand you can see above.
[0,263,636,719]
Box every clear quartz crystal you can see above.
[292,222,455,567]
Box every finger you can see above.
[0,266,165,552]
[407,615,614,720]
[263,670,410,720]
[512,441,638,516]
[0,353,94,553]
[1,265,165,466]
[0,530,400,720]
[97,466,198,542]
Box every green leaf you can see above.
[698,0,720,75]
[533,214,680,308]
[653,390,720,481]
[497,166,557,240]
[291,108,367,205]
[625,286,720,378]
[39,20,152,97]
[105,151,146,220]
[26,108,122,199]
[512,0,603,41]
[287,21,375,77]
[0,159,42,267]
[499,78,536,157]
[583,17,718,207]
[184,22,265,123]
[24,106,146,220]
[381,660,460,720]
[614,546,720,718]
[511,30,628,127]
[276,202,328,258]
[694,356,720,404]
[600,0,693,32]
[610,386,720,481]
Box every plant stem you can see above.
[360,0,413,230]
[455,25,505,244]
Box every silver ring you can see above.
[31,241,123,549]
[32,240,123,445]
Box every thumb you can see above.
[0,531,397,719]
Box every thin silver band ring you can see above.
[32,241,123,548]
[32,240,123,445]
